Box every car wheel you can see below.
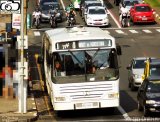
[143,106,149,117]
[138,101,143,111]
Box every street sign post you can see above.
[17,35,28,49]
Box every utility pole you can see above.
[4,32,8,98]
[18,0,27,113]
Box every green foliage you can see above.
[144,0,160,7]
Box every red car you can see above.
[130,3,155,24]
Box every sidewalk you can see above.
[0,96,37,121]
[0,78,38,121]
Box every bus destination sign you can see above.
[56,39,112,50]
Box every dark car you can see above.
[137,76,160,117]
[40,2,63,22]
[39,0,58,5]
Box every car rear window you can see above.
[133,59,145,69]
[87,3,102,8]
[89,8,105,14]
[135,6,151,12]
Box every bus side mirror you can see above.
[37,55,43,64]
[116,45,122,55]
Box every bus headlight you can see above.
[55,96,66,102]
[146,100,156,104]
[108,93,119,98]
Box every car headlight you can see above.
[55,96,66,101]
[41,13,45,16]
[87,17,92,21]
[146,100,156,104]
[108,93,119,98]
[56,13,60,16]
[103,17,108,21]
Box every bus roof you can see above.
[45,26,114,43]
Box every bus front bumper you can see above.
[53,99,119,111]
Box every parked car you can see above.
[137,77,160,116]
[40,2,63,22]
[84,6,109,27]
[130,3,155,24]
[126,57,147,91]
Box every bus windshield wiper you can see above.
[92,48,100,61]
[68,50,83,65]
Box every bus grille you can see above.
[59,83,114,101]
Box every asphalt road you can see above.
[27,0,160,121]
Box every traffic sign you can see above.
[0,0,21,14]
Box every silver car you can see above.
[126,57,147,91]
[40,2,63,22]
[119,0,143,15]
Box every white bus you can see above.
[39,26,122,112]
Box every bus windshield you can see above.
[52,49,119,82]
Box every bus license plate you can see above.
[75,102,99,109]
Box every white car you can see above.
[126,57,148,91]
[84,6,109,27]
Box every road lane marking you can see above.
[156,29,160,32]
[118,106,131,121]
[105,30,110,34]
[115,30,124,34]
[60,0,66,10]
[142,30,152,33]
[34,31,41,36]
[107,9,121,28]
[129,30,138,33]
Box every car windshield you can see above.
[135,6,151,12]
[133,59,145,69]
[150,66,160,77]
[87,3,102,8]
[147,81,160,93]
[89,8,105,14]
